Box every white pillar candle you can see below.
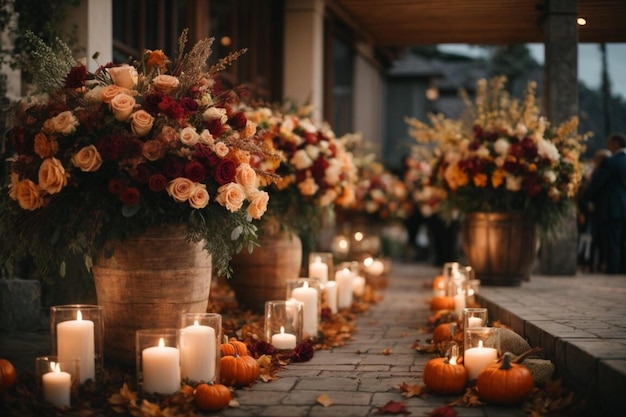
[271,326,297,349]
[352,275,366,297]
[309,257,329,284]
[291,281,319,338]
[142,337,181,394]
[467,317,483,328]
[463,340,498,380]
[454,291,466,316]
[42,362,71,408]
[57,310,95,383]
[180,320,216,383]
[335,267,354,309]
[323,281,338,314]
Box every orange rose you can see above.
[189,184,210,209]
[72,145,103,172]
[152,74,179,95]
[15,179,44,210]
[100,85,126,103]
[38,157,67,194]
[235,163,258,190]
[33,133,59,158]
[166,177,194,202]
[49,111,78,135]
[246,189,269,219]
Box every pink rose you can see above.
[213,142,229,158]
[15,179,44,210]
[72,145,103,172]
[166,177,194,202]
[130,110,155,136]
[38,157,67,194]
[107,65,138,89]
[189,184,210,209]
[235,163,258,190]
[215,182,246,212]
[109,93,136,122]
[246,189,269,219]
[152,74,180,95]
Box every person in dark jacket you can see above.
[585,132,626,274]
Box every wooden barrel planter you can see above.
[92,226,212,368]
[228,231,303,314]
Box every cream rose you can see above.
[110,93,136,122]
[166,177,194,202]
[202,107,228,124]
[38,157,67,194]
[199,129,214,145]
[290,149,313,170]
[215,182,246,212]
[130,110,155,136]
[107,65,138,89]
[189,183,210,209]
[246,189,269,219]
[152,74,179,95]
[100,85,126,103]
[85,85,104,103]
[235,163,258,190]
[179,126,200,146]
[72,145,103,172]
[142,140,166,161]
[213,142,230,158]
[15,179,44,210]
[243,120,257,139]
[49,111,78,135]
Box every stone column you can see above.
[65,0,113,72]
[540,0,579,275]
[283,0,325,121]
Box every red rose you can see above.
[228,112,247,130]
[120,187,140,205]
[311,157,329,181]
[108,179,124,195]
[135,164,152,183]
[214,158,236,185]
[148,174,168,192]
[184,160,206,182]
[163,157,185,180]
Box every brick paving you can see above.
[1,261,625,416]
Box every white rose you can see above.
[290,149,313,170]
[543,170,557,184]
[505,174,522,192]
[202,107,228,125]
[199,129,214,145]
[107,65,138,89]
[304,144,321,160]
[494,138,510,156]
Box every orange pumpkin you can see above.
[220,339,249,356]
[0,358,16,390]
[219,344,260,387]
[476,352,534,404]
[423,345,467,395]
[432,322,455,344]
[430,295,455,312]
[432,275,446,291]
[195,382,232,411]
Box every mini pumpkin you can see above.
[476,352,534,404]
[432,274,446,291]
[430,296,455,312]
[432,322,455,344]
[423,344,467,395]
[220,338,249,356]
[195,382,231,411]
[219,344,260,387]
[0,358,17,391]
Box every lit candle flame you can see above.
[280,326,285,334]
[158,337,165,348]
[77,310,83,321]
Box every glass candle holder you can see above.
[463,327,500,380]
[462,308,488,350]
[179,313,221,384]
[36,356,80,408]
[286,278,321,340]
[136,328,181,394]
[362,256,385,277]
[331,234,350,261]
[308,252,333,284]
[466,279,481,305]
[264,300,303,350]
[50,304,103,384]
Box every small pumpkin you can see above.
[195,382,232,411]
[432,322,455,344]
[423,344,467,395]
[476,352,534,404]
[0,358,17,391]
[432,274,446,291]
[220,338,249,356]
[430,295,455,312]
[219,344,260,387]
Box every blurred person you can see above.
[584,133,626,274]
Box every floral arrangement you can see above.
[405,76,588,238]
[402,145,447,218]
[348,154,412,223]
[243,104,357,247]
[0,30,280,280]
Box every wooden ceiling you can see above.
[329,0,626,46]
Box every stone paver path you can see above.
[215,262,528,417]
